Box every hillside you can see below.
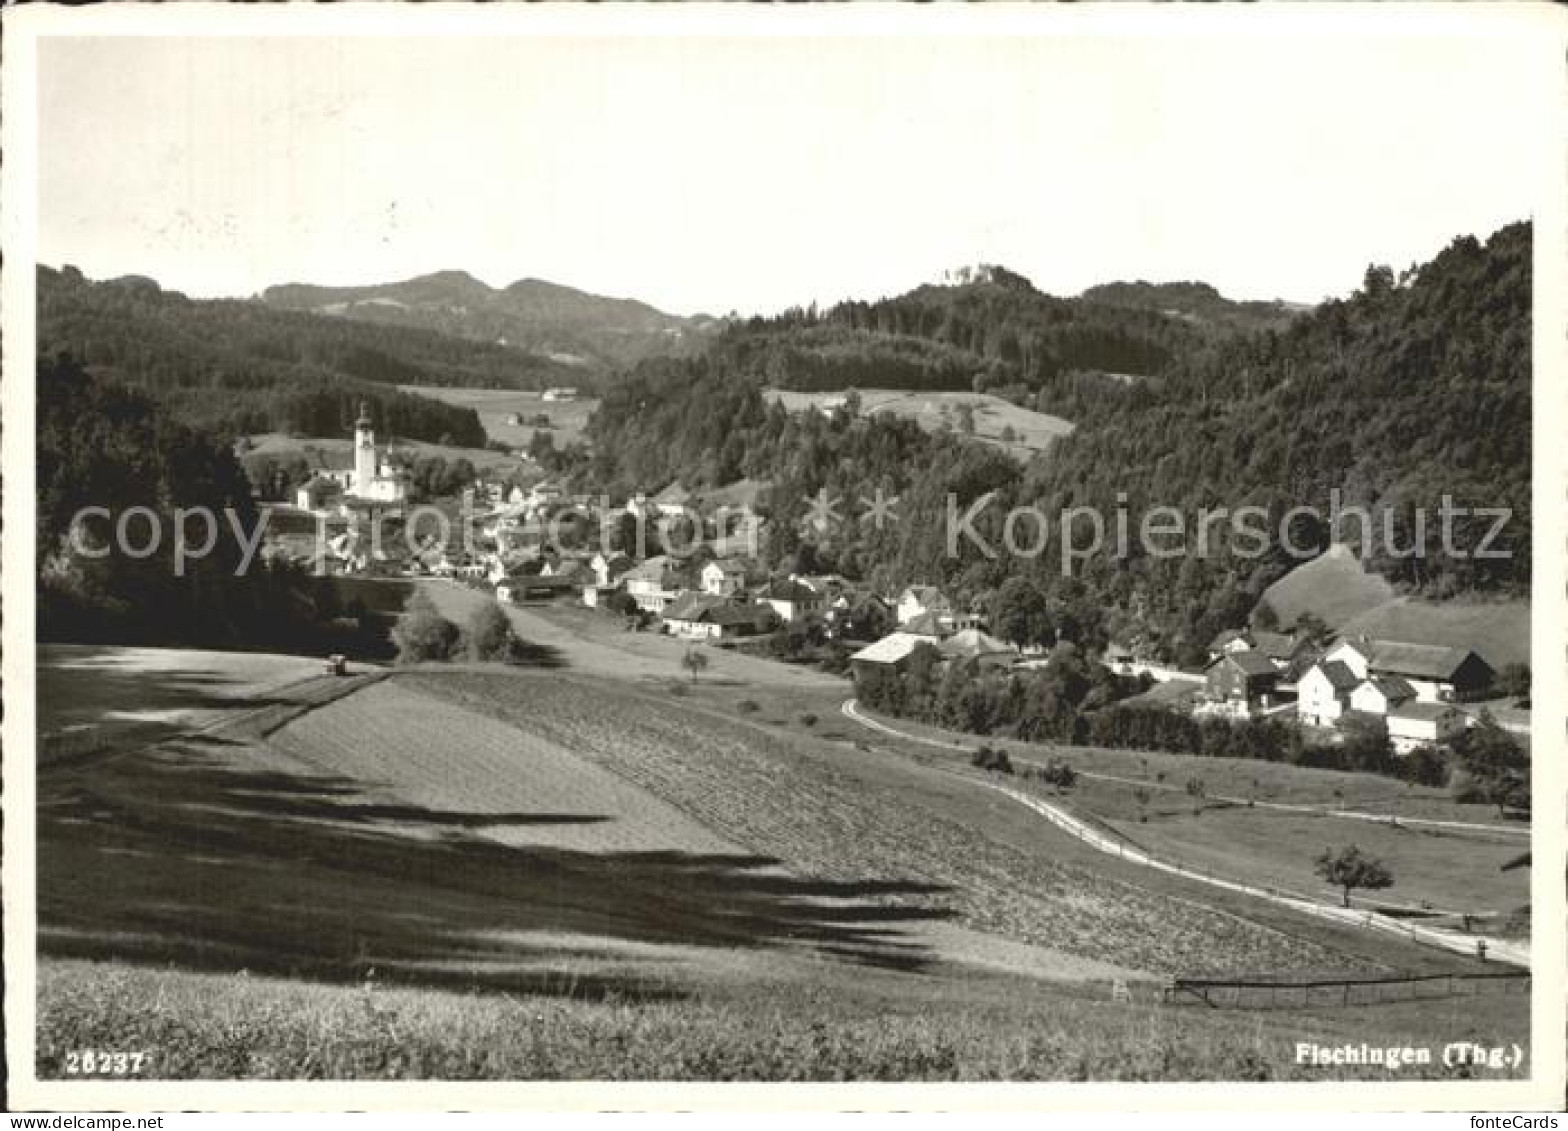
[767,388,1074,456]
[263,271,718,372]
[36,265,542,445]
[1256,544,1399,629]
[715,264,1225,425]
[579,222,1531,667]
[1081,280,1309,334]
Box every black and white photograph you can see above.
[4,3,1564,1112]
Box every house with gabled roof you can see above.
[938,628,1019,670]
[897,586,951,627]
[661,593,773,641]
[1205,649,1281,710]
[760,578,826,624]
[623,554,687,613]
[849,632,940,674]
[1323,637,1494,703]
[1297,659,1361,727]
[701,558,749,598]
[1349,674,1417,717]
[1386,701,1467,754]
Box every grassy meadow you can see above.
[38,958,1530,1081]
[766,388,1074,455]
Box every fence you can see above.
[1167,971,1530,1010]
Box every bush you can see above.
[737,699,760,715]
[798,712,818,728]
[1040,758,1077,790]
[970,745,1014,775]
[391,591,461,663]
[464,596,518,662]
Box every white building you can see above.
[1297,660,1360,727]
[701,559,748,597]
[347,402,408,505]
[1387,702,1467,754]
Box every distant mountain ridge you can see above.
[262,271,720,371]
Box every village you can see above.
[270,406,1528,763]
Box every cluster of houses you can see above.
[1198,627,1496,754]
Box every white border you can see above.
[5,2,1565,1112]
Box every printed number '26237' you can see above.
[64,1050,147,1075]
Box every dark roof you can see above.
[764,579,818,601]
[1208,629,1248,652]
[662,592,723,622]
[1368,640,1488,682]
[1313,659,1361,691]
[1215,650,1279,679]
[1363,675,1417,702]
[901,610,949,637]
[1249,630,1300,660]
[663,593,769,628]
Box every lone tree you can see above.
[681,647,710,684]
[1315,844,1394,908]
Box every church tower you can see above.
[353,401,377,497]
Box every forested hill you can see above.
[34,265,559,444]
[263,271,719,372]
[584,222,1530,664]
[708,263,1274,424]
[1080,280,1308,334]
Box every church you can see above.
[294,403,409,514]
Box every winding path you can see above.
[841,699,1530,969]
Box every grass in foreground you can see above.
[37,959,1530,1081]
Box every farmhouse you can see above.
[849,631,939,675]
[294,474,344,514]
[1386,701,1467,754]
[760,578,827,624]
[1204,650,1281,709]
[1323,637,1494,702]
[899,610,953,639]
[661,593,772,641]
[938,629,1019,669]
[1297,660,1360,727]
[897,586,952,627]
[1206,628,1305,669]
[701,558,748,597]
[653,482,692,518]
[623,555,687,613]
[1348,675,1417,716]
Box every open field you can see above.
[245,432,525,475]
[836,703,1528,929]
[766,388,1074,456]
[1259,544,1398,628]
[38,645,333,761]
[412,669,1481,980]
[421,582,845,690]
[845,703,1524,823]
[38,957,1530,1081]
[37,636,1525,1079]
[398,385,599,449]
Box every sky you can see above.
[35,21,1553,317]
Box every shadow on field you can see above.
[40,737,952,1000]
